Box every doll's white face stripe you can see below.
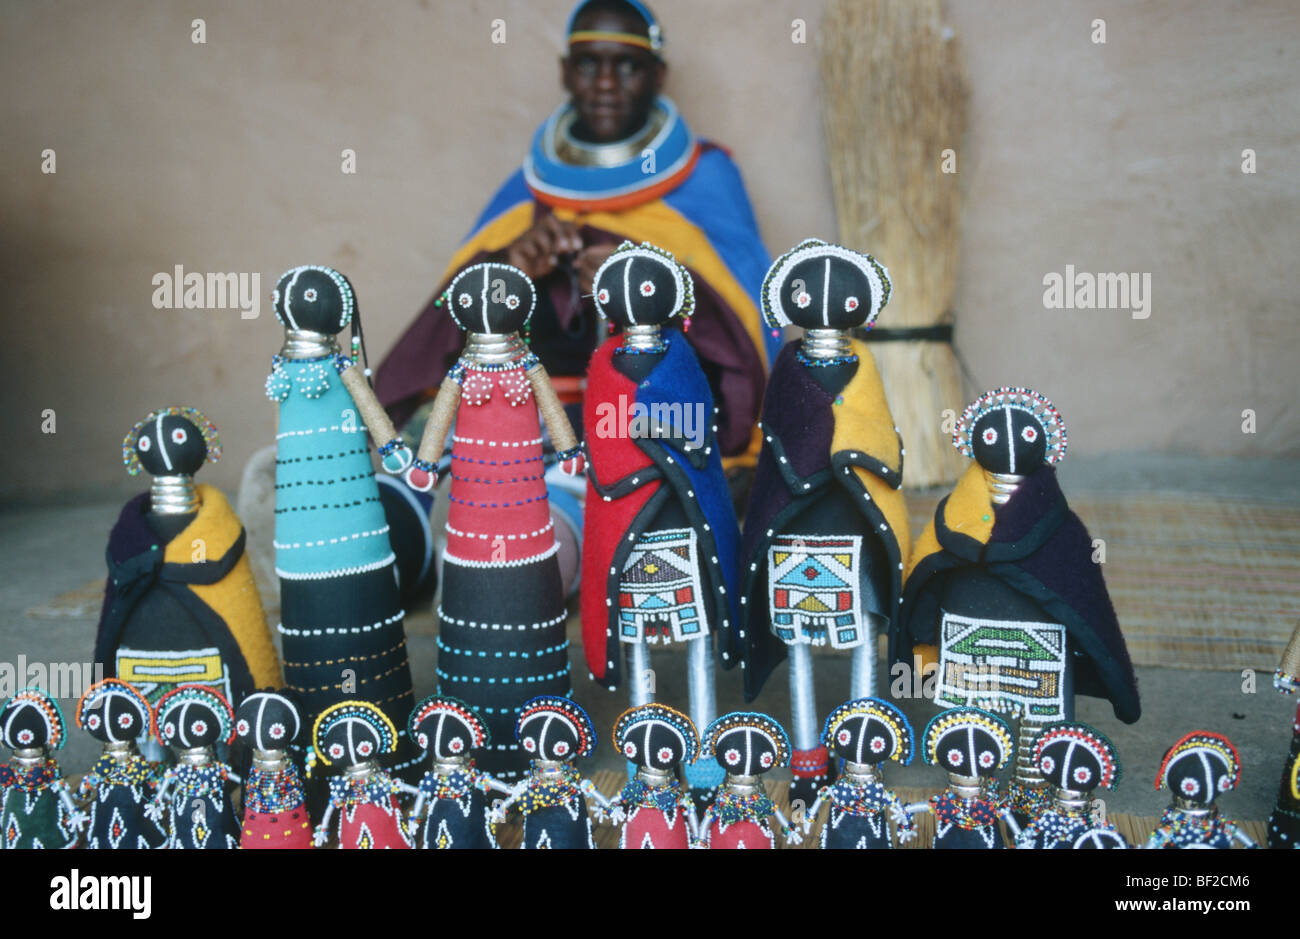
[433,713,446,755]
[282,268,303,330]
[155,412,173,472]
[1004,406,1016,474]
[480,267,491,333]
[622,259,637,325]
[820,257,831,327]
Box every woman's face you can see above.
[561,9,664,143]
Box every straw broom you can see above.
[820,0,969,488]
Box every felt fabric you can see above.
[1016,810,1126,850]
[374,107,774,466]
[240,764,312,849]
[153,762,240,849]
[582,334,742,685]
[323,773,414,849]
[617,780,693,849]
[413,768,497,849]
[437,364,570,779]
[269,352,417,776]
[704,789,777,849]
[1145,809,1243,849]
[518,765,596,849]
[818,779,915,850]
[76,754,165,849]
[1267,702,1300,848]
[95,484,280,707]
[929,790,1004,850]
[896,462,1142,725]
[0,759,79,849]
[737,339,910,699]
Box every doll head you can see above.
[954,387,1067,475]
[155,685,235,750]
[1,687,66,752]
[1033,722,1120,794]
[761,238,891,332]
[1156,730,1240,806]
[77,679,153,745]
[312,701,398,768]
[272,265,355,336]
[592,241,694,329]
[612,703,699,772]
[234,690,303,753]
[822,697,915,767]
[922,707,1013,780]
[122,406,221,477]
[443,262,536,336]
[515,696,596,763]
[409,695,488,762]
[702,711,791,778]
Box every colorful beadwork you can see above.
[952,386,1067,466]
[122,405,222,475]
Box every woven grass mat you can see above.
[906,490,1300,672]
[489,769,1267,849]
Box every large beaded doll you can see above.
[266,265,417,776]
[407,695,512,849]
[0,688,84,849]
[311,700,416,849]
[74,679,165,849]
[492,695,613,849]
[802,697,917,849]
[1267,623,1300,847]
[895,387,1140,821]
[234,689,312,849]
[698,711,802,849]
[146,684,242,849]
[738,240,911,805]
[404,263,583,779]
[96,406,281,759]
[1011,721,1126,849]
[581,242,740,804]
[1145,730,1255,849]
[905,707,1015,850]
[607,703,701,849]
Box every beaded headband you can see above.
[954,386,1068,465]
[77,678,155,743]
[2,687,67,751]
[701,711,792,767]
[821,696,915,766]
[760,238,891,330]
[921,707,1013,770]
[312,700,398,765]
[592,240,694,323]
[1033,722,1121,790]
[1155,730,1240,793]
[122,405,222,476]
[272,264,354,330]
[565,0,662,54]
[442,261,538,334]
[612,702,699,764]
[517,695,596,758]
[408,694,489,751]
[155,684,235,745]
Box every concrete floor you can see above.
[3,452,1297,821]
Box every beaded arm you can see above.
[801,786,830,834]
[55,778,88,830]
[693,806,715,848]
[406,379,462,491]
[312,802,337,847]
[525,362,584,474]
[1143,824,1173,850]
[144,768,176,822]
[338,364,412,473]
[578,777,618,824]
[1276,622,1300,693]
[886,790,919,843]
[771,805,803,845]
[1227,822,1257,848]
[489,778,531,823]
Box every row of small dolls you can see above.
[0,682,1255,849]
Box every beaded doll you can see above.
[266,265,418,777]
[1010,722,1126,849]
[492,696,613,849]
[581,242,740,804]
[234,689,312,849]
[146,685,242,849]
[607,703,700,849]
[0,688,84,849]
[1267,623,1300,847]
[802,697,917,849]
[906,707,1015,850]
[311,700,417,849]
[96,407,281,760]
[895,387,1140,821]
[738,240,910,804]
[697,711,802,849]
[74,679,165,849]
[407,695,513,849]
[404,263,582,779]
[1145,731,1255,849]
